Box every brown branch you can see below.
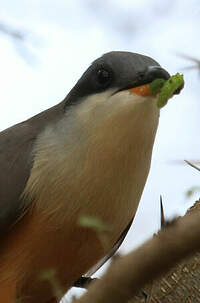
[131,201,200,302]
[75,202,200,303]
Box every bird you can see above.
[0,51,170,303]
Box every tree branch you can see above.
[75,201,200,303]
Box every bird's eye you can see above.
[97,68,111,87]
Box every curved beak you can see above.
[129,66,170,97]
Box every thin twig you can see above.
[0,23,25,41]
[176,52,200,72]
[160,195,165,229]
[185,160,200,172]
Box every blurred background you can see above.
[0,0,200,301]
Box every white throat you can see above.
[24,90,159,232]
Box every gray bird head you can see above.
[54,51,170,155]
[64,51,169,107]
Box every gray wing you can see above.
[0,101,65,237]
[86,218,133,276]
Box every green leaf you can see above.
[78,215,112,233]
[186,186,200,198]
[39,268,63,299]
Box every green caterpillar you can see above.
[150,73,184,108]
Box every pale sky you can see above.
[0,0,200,301]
